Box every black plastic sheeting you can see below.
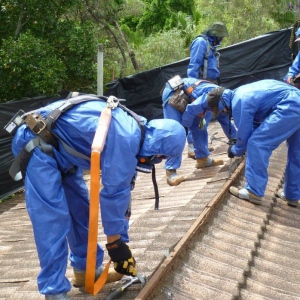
[0,93,69,200]
[0,28,295,200]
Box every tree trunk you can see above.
[113,20,139,71]
[15,7,24,39]
[85,0,132,76]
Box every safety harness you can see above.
[7,93,163,209]
[184,79,207,101]
[165,75,211,130]
[8,93,145,180]
[195,34,220,83]
[185,79,212,129]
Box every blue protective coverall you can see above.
[11,99,186,296]
[283,27,300,83]
[221,79,300,200]
[283,51,300,82]
[187,35,220,80]
[162,77,237,169]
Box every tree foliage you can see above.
[190,0,280,46]
[0,32,67,102]
[0,0,299,102]
[137,0,195,35]
[0,0,78,41]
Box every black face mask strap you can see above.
[152,165,160,210]
[221,96,234,144]
[220,96,231,115]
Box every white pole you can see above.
[97,44,103,96]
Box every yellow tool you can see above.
[85,96,119,295]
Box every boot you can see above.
[275,188,299,207]
[72,266,123,287]
[195,156,223,169]
[229,187,262,205]
[166,169,185,186]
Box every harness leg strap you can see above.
[9,137,41,181]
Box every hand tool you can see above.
[104,274,146,300]
[209,132,218,144]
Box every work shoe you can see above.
[229,187,262,205]
[275,188,299,207]
[195,156,223,168]
[45,293,69,300]
[72,266,124,287]
[166,169,185,186]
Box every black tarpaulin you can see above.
[0,93,68,200]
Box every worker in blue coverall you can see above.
[10,97,186,299]
[201,79,300,207]
[162,76,237,186]
[187,21,229,158]
[284,28,300,88]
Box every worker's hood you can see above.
[217,88,233,113]
[139,119,186,158]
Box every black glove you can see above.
[228,138,236,145]
[106,239,137,276]
[227,145,235,158]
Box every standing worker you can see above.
[162,76,237,186]
[187,21,228,83]
[206,79,300,207]
[187,21,229,157]
[8,94,186,299]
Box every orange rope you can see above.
[85,106,113,295]
[85,150,111,295]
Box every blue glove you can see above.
[227,138,236,145]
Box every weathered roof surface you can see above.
[1,120,295,300]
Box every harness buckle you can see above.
[3,109,26,135]
[107,96,119,109]
[24,114,46,135]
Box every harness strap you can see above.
[10,94,146,181]
[152,165,159,210]
[52,132,91,161]
[184,79,210,118]
[46,95,102,130]
[9,137,54,181]
[196,35,212,79]
[196,34,219,80]
[203,41,209,79]
[118,103,145,148]
[47,95,145,148]
[184,79,206,98]
[24,114,58,148]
